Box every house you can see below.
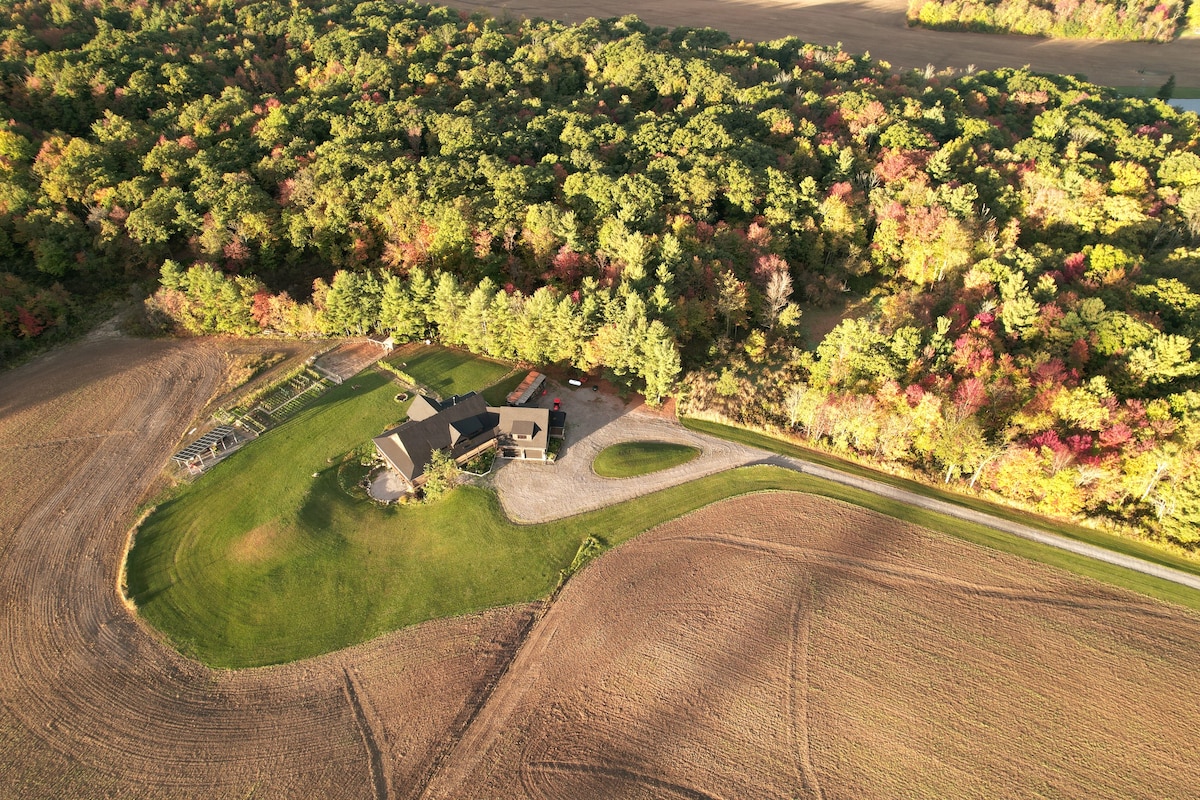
[373,392,555,490]
[492,405,551,460]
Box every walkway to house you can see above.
[492,383,761,523]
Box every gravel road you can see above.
[765,453,1200,591]
[492,384,762,522]
[493,390,1200,592]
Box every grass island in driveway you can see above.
[592,441,701,478]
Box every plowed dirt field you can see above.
[423,493,1200,799]
[0,334,535,799]
[456,0,1200,89]
[5,335,1199,798]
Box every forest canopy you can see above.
[2,0,1200,544]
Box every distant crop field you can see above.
[907,0,1186,43]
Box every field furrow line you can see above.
[786,585,824,800]
[343,668,389,800]
[411,602,548,800]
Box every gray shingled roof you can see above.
[374,393,489,483]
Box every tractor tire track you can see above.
[344,669,390,800]
[787,586,824,800]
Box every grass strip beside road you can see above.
[592,441,700,478]
[682,416,1200,581]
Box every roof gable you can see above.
[407,395,444,422]
[373,393,489,482]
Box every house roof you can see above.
[374,393,489,483]
[495,406,549,451]
[449,414,484,445]
[373,394,553,483]
[407,394,445,422]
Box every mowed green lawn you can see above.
[127,359,1200,669]
[593,441,700,478]
[128,373,813,668]
[389,344,510,398]
[481,369,526,406]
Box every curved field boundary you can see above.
[3,332,1198,798]
[0,335,536,799]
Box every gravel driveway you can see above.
[492,382,761,523]
[492,383,1200,592]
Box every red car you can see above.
[553,398,561,411]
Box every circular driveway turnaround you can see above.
[455,0,1200,89]
[492,387,762,523]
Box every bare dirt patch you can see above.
[455,0,1200,88]
[422,492,1200,799]
[228,520,288,564]
[316,339,386,383]
[0,333,538,799]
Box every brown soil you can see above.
[454,0,1200,88]
[0,333,536,799]
[5,334,1199,798]
[422,493,1200,799]
[316,339,387,382]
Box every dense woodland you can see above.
[2,0,1200,543]
[907,0,1189,42]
